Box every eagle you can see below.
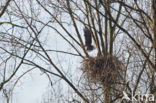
[83,27,94,52]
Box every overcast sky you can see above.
[7,69,48,103]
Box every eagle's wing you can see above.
[83,27,92,46]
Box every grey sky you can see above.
[12,70,49,103]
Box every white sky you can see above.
[12,69,49,103]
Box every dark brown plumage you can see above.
[83,27,94,51]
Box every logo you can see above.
[122,91,130,101]
[122,91,155,102]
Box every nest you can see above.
[81,55,124,87]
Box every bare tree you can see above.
[0,0,155,103]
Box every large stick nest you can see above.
[81,55,125,87]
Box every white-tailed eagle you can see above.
[83,27,94,51]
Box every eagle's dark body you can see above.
[83,27,94,51]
